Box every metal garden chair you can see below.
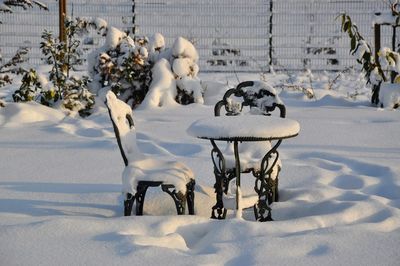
[105,91,195,216]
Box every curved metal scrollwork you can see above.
[210,139,228,219]
[162,185,186,215]
[211,81,288,221]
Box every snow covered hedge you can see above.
[88,27,204,109]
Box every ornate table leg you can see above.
[253,141,281,222]
[210,139,227,219]
[254,176,273,222]
[211,168,227,219]
[233,140,241,216]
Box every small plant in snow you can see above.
[0,47,29,88]
[13,17,96,116]
[62,75,95,116]
[338,6,400,106]
[12,68,43,102]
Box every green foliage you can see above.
[0,47,29,88]
[12,69,43,102]
[336,12,400,104]
[63,76,95,117]
[90,34,153,108]
[338,14,385,85]
[13,17,96,116]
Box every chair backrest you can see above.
[214,81,286,118]
[105,91,136,167]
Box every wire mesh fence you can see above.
[0,0,392,72]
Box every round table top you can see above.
[187,115,300,141]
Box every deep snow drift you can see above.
[0,72,399,265]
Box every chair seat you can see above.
[222,142,281,179]
[122,157,194,195]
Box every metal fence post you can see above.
[268,0,273,71]
[132,0,136,35]
[374,23,381,67]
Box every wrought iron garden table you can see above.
[187,115,300,221]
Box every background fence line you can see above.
[0,0,391,72]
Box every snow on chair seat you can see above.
[105,91,195,216]
[213,80,285,204]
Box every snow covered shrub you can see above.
[62,76,95,116]
[89,29,204,108]
[14,17,97,116]
[171,37,203,105]
[0,47,29,88]
[12,68,43,102]
[143,35,204,107]
[339,6,400,107]
[88,27,152,108]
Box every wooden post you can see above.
[372,23,382,105]
[59,0,66,43]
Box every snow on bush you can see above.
[12,17,96,116]
[88,27,153,108]
[379,83,400,109]
[88,28,204,109]
[340,7,400,108]
[142,35,203,107]
[140,58,177,108]
[171,37,203,105]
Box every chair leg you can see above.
[162,185,186,215]
[124,193,134,216]
[136,183,150,215]
[186,180,196,215]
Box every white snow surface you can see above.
[379,82,400,109]
[1,72,400,265]
[187,115,300,140]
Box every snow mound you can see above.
[0,102,65,127]
[379,83,400,109]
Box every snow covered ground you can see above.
[1,72,400,265]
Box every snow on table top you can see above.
[187,115,300,141]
